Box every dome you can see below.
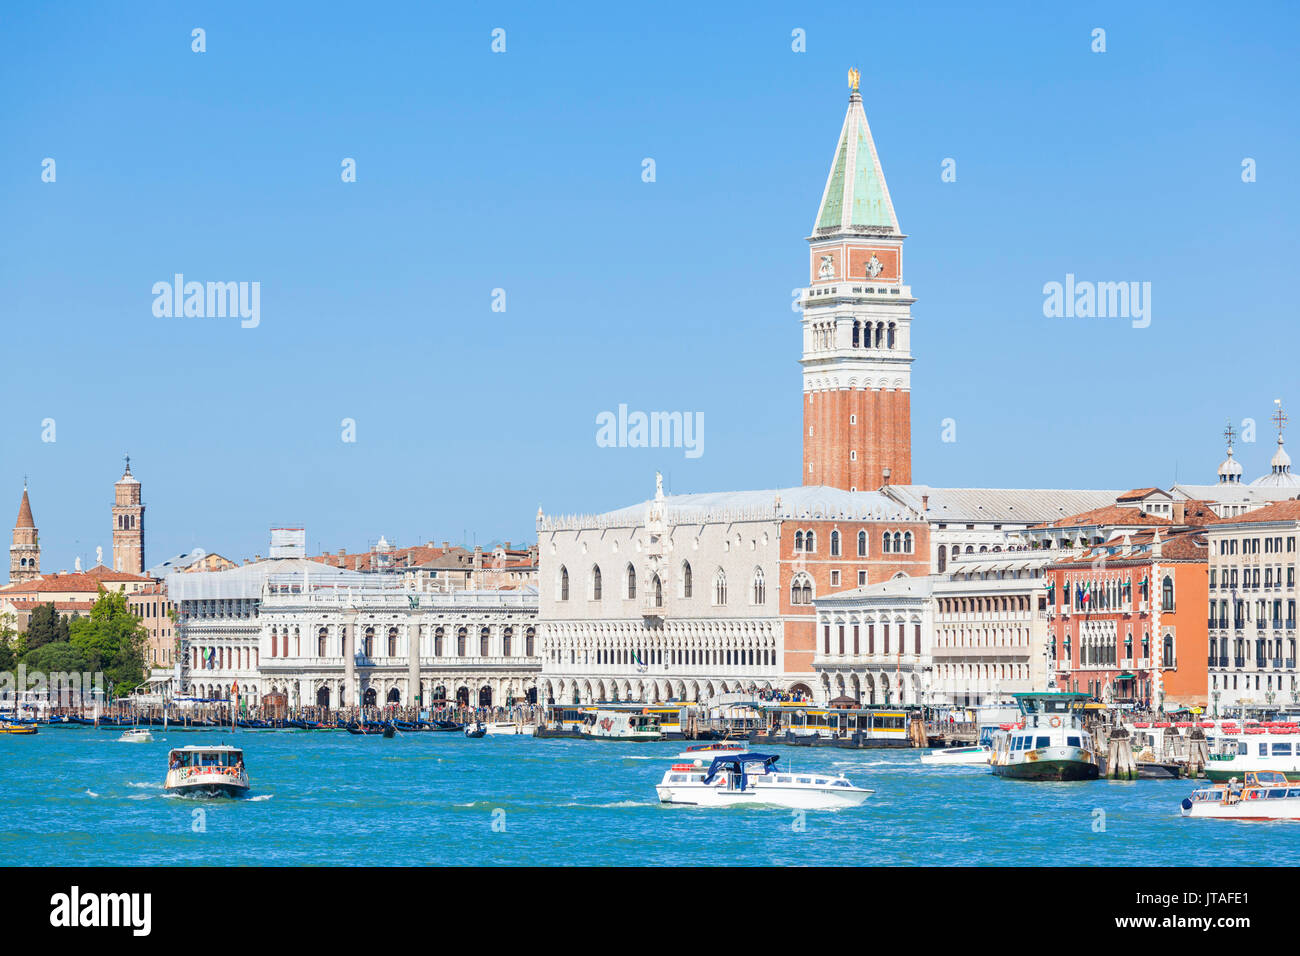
[1217,446,1244,483]
[1251,436,1300,488]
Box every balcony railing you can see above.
[1234,657,1246,668]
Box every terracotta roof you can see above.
[1033,504,1174,530]
[1117,487,1163,501]
[1033,499,1217,531]
[1208,496,1300,527]
[1048,531,1207,567]
[14,489,34,529]
[83,564,154,583]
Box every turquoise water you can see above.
[1,726,1295,866]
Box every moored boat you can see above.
[1181,770,1300,820]
[673,742,747,761]
[164,745,249,797]
[484,721,534,736]
[920,745,992,766]
[990,692,1099,781]
[655,752,872,809]
[581,709,663,741]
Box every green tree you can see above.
[67,589,147,697]
[25,603,69,650]
[21,641,93,675]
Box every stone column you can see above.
[342,619,356,713]
[408,622,421,714]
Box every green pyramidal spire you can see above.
[813,87,900,236]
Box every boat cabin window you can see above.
[1067,736,1081,747]
[1238,743,1248,756]
[1258,743,1268,756]
[797,777,812,784]
[1036,736,1050,749]
[1273,743,1293,756]
[832,780,850,788]
[1268,789,1289,799]
[776,776,791,783]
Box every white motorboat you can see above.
[655,752,872,809]
[118,728,153,743]
[164,745,249,798]
[920,745,991,766]
[484,721,535,736]
[673,742,747,761]
[1182,770,1300,820]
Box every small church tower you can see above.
[9,482,40,584]
[112,456,145,574]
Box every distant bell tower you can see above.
[9,481,40,584]
[112,456,145,574]
[801,69,914,491]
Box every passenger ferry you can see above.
[164,745,249,797]
[538,703,691,738]
[755,704,910,748]
[581,709,663,741]
[989,692,1099,781]
[920,745,991,767]
[655,752,873,809]
[1182,770,1300,820]
[0,720,37,736]
[1200,722,1300,782]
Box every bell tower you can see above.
[112,456,145,574]
[9,481,40,584]
[801,70,914,491]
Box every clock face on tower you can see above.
[864,254,883,279]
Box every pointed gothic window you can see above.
[713,569,727,606]
[682,560,693,598]
[806,531,816,553]
[858,530,867,557]
[882,532,891,553]
[592,565,602,600]
[558,565,569,601]
[831,530,841,556]
[752,567,766,604]
[794,530,804,552]
[626,563,636,600]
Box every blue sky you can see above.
[1,1,1297,573]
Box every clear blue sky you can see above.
[2,1,1297,573]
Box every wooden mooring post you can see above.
[1105,725,1138,779]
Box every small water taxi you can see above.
[656,752,872,809]
[1182,771,1300,820]
[990,692,1099,781]
[164,745,249,798]
[0,721,38,736]
[118,728,153,743]
[920,745,992,767]
[673,742,747,761]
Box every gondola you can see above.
[464,721,487,739]
[392,720,430,732]
[429,719,464,732]
[345,721,395,736]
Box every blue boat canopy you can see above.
[700,752,780,791]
